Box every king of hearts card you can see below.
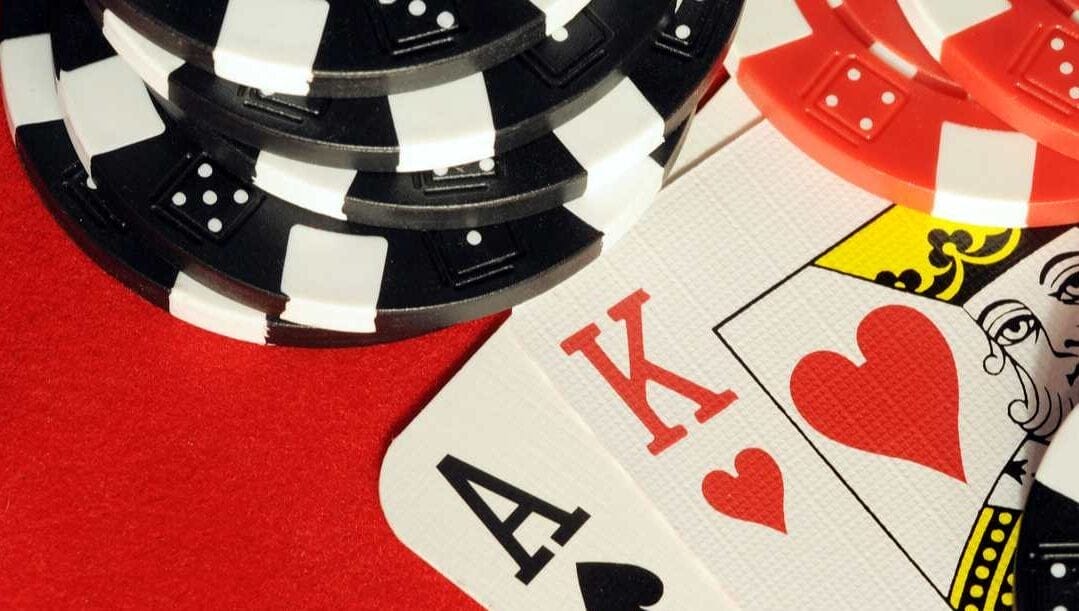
[384,122,1079,609]
[506,122,1077,609]
[718,206,1078,610]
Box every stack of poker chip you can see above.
[0,0,742,346]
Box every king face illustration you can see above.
[964,232,1079,442]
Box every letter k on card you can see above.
[561,289,740,456]
[560,289,789,534]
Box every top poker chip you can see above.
[724,0,1079,228]
[87,0,592,97]
[898,0,1079,162]
[1016,408,1079,610]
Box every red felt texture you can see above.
[0,95,493,609]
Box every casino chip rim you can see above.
[163,89,667,231]
[89,0,593,98]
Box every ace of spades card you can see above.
[380,330,735,610]
[377,79,771,611]
[718,207,1079,610]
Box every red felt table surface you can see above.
[0,94,492,609]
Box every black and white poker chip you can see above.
[84,0,737,172]
[1,1,374,346]
[50,14,690,338]
[86,0,591,98]
[164,93,672,230]
[1016,410,1079,611]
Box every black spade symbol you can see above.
[576,562,665,610]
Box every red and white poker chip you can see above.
[724,0,1079,228]
[898,0,1079,164]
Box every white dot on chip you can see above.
[825,94,839,107]
[203,190,219,205]
[408,0,426,16]
[207,218,223,233]
[437,11,455,28]
[881,91,896,104]
[847,68,861,81]
[466,230,482,246]
[1062,61,1075,75]
[1052,562,1067,578]
[859,117,873,131]
[479,158,495,172]
[552,28,568,42]
[1052,37,1066,51]
[198,163,213,178]
[1071,86,1079,100]
[234,189,250,204]
[172,192,187,206]
[675,25,691,40]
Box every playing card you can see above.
[504,122,946,608]
[488,117,1079,608]
[380,330,736,610]
[719,207,1079,610]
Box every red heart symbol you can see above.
[790,305,965,481]
[702,448,786,533]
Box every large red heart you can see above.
[702,448,786,533]
[790,304,965,481]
